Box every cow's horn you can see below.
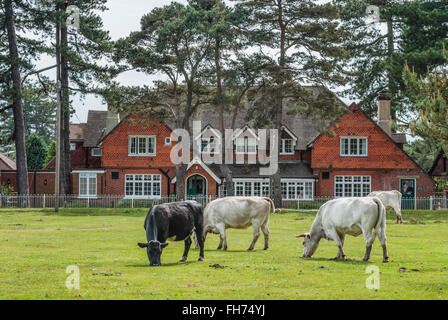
[295,233,308,238]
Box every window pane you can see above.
[359,138,366,155]
[138,137,146,154]
[350,138,357,155]
[130,137,136,154]
[254,182,261,196]
[148,137,155,154]
[262,183,269,197]
[80,177,87,195]
[245,182,252,196]
[281,183,287,199]
[89,178,96,195]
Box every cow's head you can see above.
[138,240,168,266]
[296,233,319,258]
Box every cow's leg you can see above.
[217,237,223,250]
[395,205,403,224]
[216,223,227,250]
[179,237,192,262]
[261,223,269,250]
[248,221,261,251]
[195,227,204,261]
[377,230,389,263]
[363,230,376,262]
[327,229,346,260]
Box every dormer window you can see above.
[280,139,294,154]
[201,137,219,154]
[236,137,257,154]
[340,137,368,157]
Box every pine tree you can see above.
[404,59,448,144]
[26,134,47,170]
[233,0,350,207]
[112,1,219,199]
[336,0,448,120]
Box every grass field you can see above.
[0,208,447,300]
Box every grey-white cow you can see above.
[203,197,274,251]
[296,197,389,262]
[368,190,403,224]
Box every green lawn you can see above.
[0,208,447,300]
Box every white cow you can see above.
[203,197,274,251]
[368,190,403,224]
[296,197,389,262]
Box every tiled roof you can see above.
[0,152,16,170]
[69,123,86,141]
[83,111,109,147]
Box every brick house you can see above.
[0,91,435,203]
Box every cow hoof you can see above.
[263,247,268,250]
[363,257,370,262]
[179,257,187,262]
[198,257,204,262]
[247,247,254,251]
[217,246,222,250]
[383,258,389,263]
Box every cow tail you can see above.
[263,197,276,214]
[372,197,386,236]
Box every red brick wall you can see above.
[311,104,435,196]
[0,171,55,194]
[102,115,176,169]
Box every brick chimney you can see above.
[377,92,392,137]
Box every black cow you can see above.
[137,200,205,266]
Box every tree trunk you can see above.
[175,164,186,201]
[5,0,29,197]
[215,37,234,197]
[59,2,72,195]
[272,2,285,209]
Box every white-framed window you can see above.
[128,135,156,156]
[335,175,371,197]
[91,148,102,157]
[164,137,171,146]
[79,173,97,197]
[235,137,257,154]
[280,139,294,154]
[340,137,368,157]
[70,143,76,151]
[200,137,220,154]
[125,174,161,198]
[281,180,314,200]
[234,179,269,197]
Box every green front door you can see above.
[186,175,206,199]
[400,179,416,209]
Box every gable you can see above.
[311,104,427,172]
